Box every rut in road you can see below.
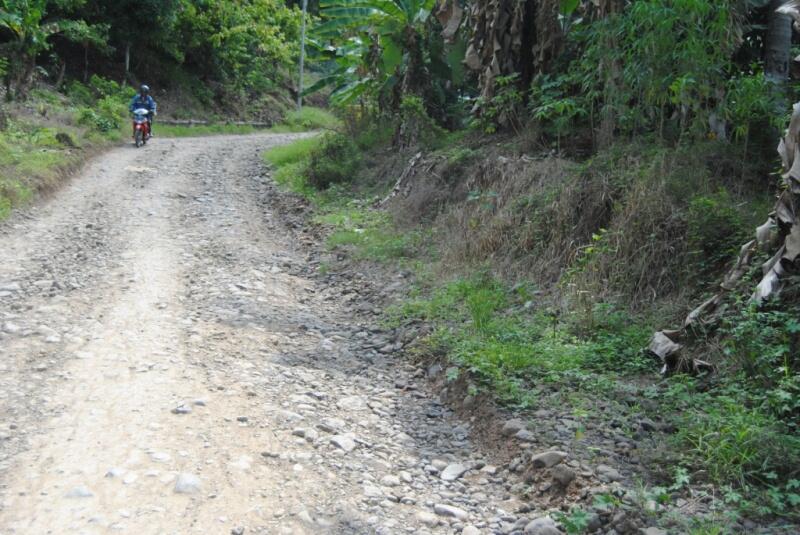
[0,134,528,534]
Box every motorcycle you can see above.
[132,108,151,147]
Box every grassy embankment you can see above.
[264,123,800,527]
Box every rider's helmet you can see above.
[140,84,150,95]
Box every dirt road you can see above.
[0,134,526,535]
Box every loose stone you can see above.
[65,485,93,498]
[441,463,469,482]
[434,504,469,521]
[174,473,202,494]
[531,451,567,469]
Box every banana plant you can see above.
[308,0,436,106]
[303,36,385,106]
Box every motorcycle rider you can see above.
[129,84,157,137]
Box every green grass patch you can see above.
[320,207,423,261]
[263,134,420,262]
[264,137,318,168]
[282,106,341,131]
[653,376,800,518]
[16,150,66,178]
[0,179,33,220]
[392,274,652,406]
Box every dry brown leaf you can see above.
[783,145,800,180]
[684,294,722,328]
[756,219,778,249]
[762,245,786,276]
[779,138,789,170]
[776,191,796,226]
[783,221,800,261]
[649,332,681,362]
[435,0,464,42]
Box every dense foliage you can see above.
[0,0,302,105]
[306,0,792,150]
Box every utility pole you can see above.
[297,0,309,111]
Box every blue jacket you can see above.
[129,94,157,114]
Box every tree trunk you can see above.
[124,42,131,86]
[55,61,66,89]
[13,55,36,99]
[597,0,624,149]
[766,0,792,84]
[83,42,89,83]
[401,26,426,97]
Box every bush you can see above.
[89,74,135,99]
[472,73,525,135]
[397,95,447,148]
[65,81,94,106]
[306,132,360,190]
[719,302,800,426]
[76,99,124,134]
[686,190,750,278]
[676,395,800,490]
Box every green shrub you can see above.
[686,190,749,277]
[75,93,127,135]
[720,303,800,426]
[273,161,314,196]
[397,95,447,148]
[676,396,800,490]
[354,119,395,150]
[306,132,360,190]
[65,81,94,106]
[89,74,135,99]
[471,73,525,135]
[98,96,126,126]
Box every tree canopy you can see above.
[0,0,302,102]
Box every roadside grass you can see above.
[263,135,421,262]
[0,83,130,219]
[319,206,427,261]
[264,137,318,168]
[158,123,259,137]
[282,106,341,131]
[159,106,340,138]
[389,273,652,405]
[1,119,80,219]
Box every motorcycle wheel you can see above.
[134,129,143,148]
